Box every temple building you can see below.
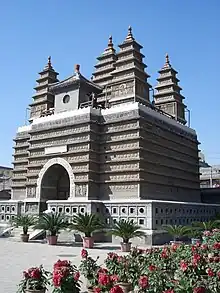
[1,27,220,244]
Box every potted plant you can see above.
[187,227,202,244]
[70,213,105,248]
[79,249,100,292]
[35,213,68,245]
[163,225,189,245]
[11,214,37,242]
[52,259,81,293]
[17,265,50,293]
[108,219,146,252]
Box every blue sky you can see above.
[0,0,220,166]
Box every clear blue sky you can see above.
[0,0,219,167]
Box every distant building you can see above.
[200,165,220,188]
[0,166,12,200]
[199,152,210,168]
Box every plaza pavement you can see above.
[0,238,128,293]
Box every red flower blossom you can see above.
[191,245,197,252]
[214,256,219,262]
[54,260,70,269]
[81,249,88,258]
[107,252,118,260]
[93,287,102,293]
[23,271,29,279]
[207,268,215,277]
[200,244,208,250]
[98,273,110,286]
[180,260,188,272]
[149,265,157,271]
[139,275,149,289]
[193,287,206,293]
[74,271,80,281]
[192,254,201,266]
[29,268,41,279]
[213,243,220,250]
[217,272,220,279]
[53,272,62,287]
[161,248,169,259]
[163,290,175,293]
[171,244,178,252]
[110,274,119,282]
[110,285,124,293]
[98,268,108,274]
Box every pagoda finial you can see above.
[44,56,53,70]
[75,64,80,74]
[125,26,134,41]
[163,53,171,68]
[104,35,115,53]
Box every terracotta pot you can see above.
[116,282,132,293]
[47,235,58,245]
[25,289,46,293]
[21,234,29,242]
[83,237,94,248]
[121,242,131,252]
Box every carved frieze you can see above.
[111,82,134,98]
[103,122,137,133]
[100,162,139,171]
[72,164,88,172]
[102,141,139,152]
[75,174,88,181]
[101,131,138,142]
[30,125,89,140]
[102,173,139,181]
[75,184,87,197]
[109,184,138,191]
[30,135,89,149]
[68,144,89,152]
[27,187,36,198]
[25,203,38,213]
[157,87,173,94]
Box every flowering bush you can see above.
[17,265,50,292]
[79,249,100,288]
[52,260,81,293]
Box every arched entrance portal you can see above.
[41,164,70,202]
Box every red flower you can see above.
[217,272,220,279]
[161,248,169,259]
[110,285,124,293]
[207,268,215,277]
[171,244,178,252]
[163,290,175,293]
[180,260,188,272]
[191,245,197,252]
[107,252,118,260]
[74,271,80,281]
[81,249,88,258]
[214,256,219,263]
[98,268,108,274]
[53,272,62,287]
[94,287,102,293]
[139,275,149,289]
[98,273,110,286]
[213,243,220,250]
[200,244,208,250]
[192,254,201,266]
[110,274,119,282]
[193,287,206,293]
[30,268,41,279]
[23,271,29,279]
[149,265,157,271]
[54,260,70,269]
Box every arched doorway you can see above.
[40,164,70,202]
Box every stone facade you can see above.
[3,27,220,244]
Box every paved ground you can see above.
[0,238,126,293]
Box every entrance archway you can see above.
[40,164,70,201]
[36,158,75,201]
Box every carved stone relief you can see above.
[25,203,38,213]
[75,184,87,197]
[27,187,36,198]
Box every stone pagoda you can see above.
[1,27,219,244]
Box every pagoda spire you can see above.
[109,26,151,106]
[92,35,117,91]
[125,26,135,42]
[154,54,186,125]
[29,56,59,121]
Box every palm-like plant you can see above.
[10,214,37,235]
[35,212,68,236]
[186,227,202,239]
[163,225,190,241]
[108,219,146,243]
[70,213,105,237]
[192,220,220,231]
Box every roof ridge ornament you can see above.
[44,56,53,70]
[74,64,80,78]
[104,35,115,54]
[125,26,135,42]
